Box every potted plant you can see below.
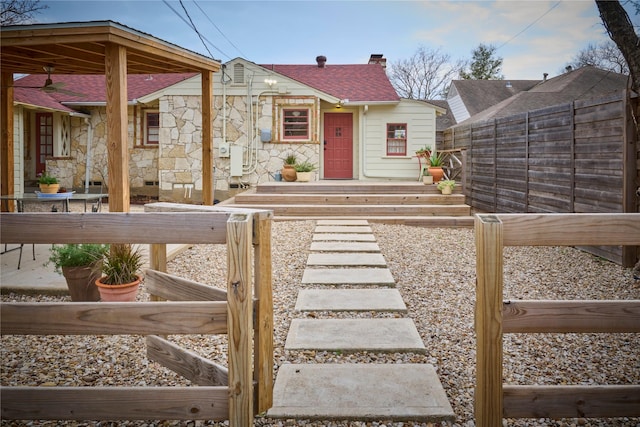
[415,145,432,160]
[427,152,445,183]
[437,179,456,195]
[294,161,317,182]
[47,244,109,301]
[281,153,297,182]
[38,172,60,194]
[422,167,433,185]
[95,244,145,302]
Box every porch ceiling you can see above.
[0,21,220,75]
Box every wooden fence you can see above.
[474,213,640,425]
[0,207,273,427]
[443,91,639,266]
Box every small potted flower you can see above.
[38,172,60,194]
[437,179,456,195]
[294,161,317,182]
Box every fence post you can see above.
[253,213,274,413]
[475,214,503,426]
[227,213,254,426]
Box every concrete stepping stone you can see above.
[312,233,376,242]
[316,219,369,226]
[295,289,407,312]
[302,268,394,285]
[285,318,425,353]
[314,225,373,234]
[306,253,386,267]
[310,242,380,252]
[268,364,454,422]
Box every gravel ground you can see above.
[1,220,639,427]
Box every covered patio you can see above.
[1,21,221,212]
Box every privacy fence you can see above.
[442,90,639,267]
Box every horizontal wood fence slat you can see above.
[0,386,229,420]
[146,335,229,386]
[145,269,228,302]
[503,300,640,333]
[503,385,640,418]
[0,212,231,244]
[0,301,228,335]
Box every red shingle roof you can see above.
[263,64,399,102]
[13,73,198,104]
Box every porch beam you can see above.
[202,70,214,205]
[105,43,130,213]
[1,71,15,211]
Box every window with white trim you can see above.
[386,123,407,156]
[144,111,159,145]
[283,109,310,140]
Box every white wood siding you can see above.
[13,106,24,194]
[361,100,436,180]
[447,94,469,123]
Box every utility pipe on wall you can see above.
[84,116,93,193]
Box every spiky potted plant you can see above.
[437,179,456,195]
[95,244,144,302]
[294,161,317,182]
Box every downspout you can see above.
[84,116,93,193]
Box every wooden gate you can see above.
[475,213,640,424]
[0,207,273,427]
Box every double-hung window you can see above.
[283,109,309,140]
[386,123,407,156]
[144,111,160,146]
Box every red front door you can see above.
[324,113,353,179]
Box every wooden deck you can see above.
[219,180,473,226]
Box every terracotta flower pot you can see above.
[281,165,297,182]
[95,274,142,302]
[39,183,60,194]
[428,167,444,183]
[62,263,102,302]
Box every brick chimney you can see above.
[316,55,327,68]
[368,54,386,68]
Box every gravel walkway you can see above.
[1,220,639,427]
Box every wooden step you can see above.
[220,203,471,216]
[234,192,465,205]
[256,181,452,194]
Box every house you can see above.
[1,21,221,211]
[453,66,629,125]
[446,78,540,124]
[10,54,445,203]
[13,72,199,200]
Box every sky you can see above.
[34,0,639,81]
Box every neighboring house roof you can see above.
[427,99,455,132]
[457,66,629,125]
[262,63,400,103]
[13,73,198,107]
[447,78,540,123]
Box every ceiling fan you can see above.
[20,65,86,97]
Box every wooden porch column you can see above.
[202,70,214,205]
[105,43,130,213]
[1,71,15,211]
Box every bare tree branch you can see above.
[1,0,47,26]
[388,46,463,100]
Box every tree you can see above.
[460,43,504,80]
[595,0,640,93]
[0,0,47,26]
[388,45,464,100]
[569,40,629,74]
